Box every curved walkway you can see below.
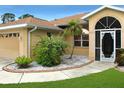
[0,60,116,84]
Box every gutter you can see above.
[0,24,28,30]
[28,23,63,31]
[0,23,62,31]
[28,26,38,57]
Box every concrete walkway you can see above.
[0,61,116,84]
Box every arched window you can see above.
[95,16,121,29]
[95,16,121,61]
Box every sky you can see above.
[0,5,124,21]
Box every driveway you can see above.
[0,59,116,84]
[0,58,14,70]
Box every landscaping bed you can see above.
[3,55,92,73]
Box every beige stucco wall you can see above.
[31,30,89,57]
[65,35,89,56]
[89,8,124,60]
[30,29,60,57]
[0,28,28,59]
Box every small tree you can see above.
[19,14,34,19]
[1,13,15,24]
[64,20,82,59]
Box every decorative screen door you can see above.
[100,31,115,62]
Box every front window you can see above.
[74,34,89,47]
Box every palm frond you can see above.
[63,19,82,36]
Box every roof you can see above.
[82,5,124,20]
[51,13,87,26]
[0,17,62,31]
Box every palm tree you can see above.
[64,20,82,59]
[18,14,34,19]
[1,13,15,24]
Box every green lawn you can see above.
[0,68,124,88]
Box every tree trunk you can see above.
[68,45,75,59]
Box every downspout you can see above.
[28,26,38,57]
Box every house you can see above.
[52,5,124,62]
[0,5,123,63]
[0,17,62,59]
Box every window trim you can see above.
[0,33,20,38]
[74,34,89,48]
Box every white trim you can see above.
[0,24,28,30]
[109,20,116,28]
[100,30,116,62]
[95,28,121,31]
[82,5,124,20]
[0,23,62,31]
[74,34,89,47]
[82,29,89,34]
[28,26,38,57]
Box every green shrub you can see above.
[115,49,124,66]
[33,36,67,67]
[15,56,32,68]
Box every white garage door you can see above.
[0,33,19,59]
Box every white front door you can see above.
[100,31,116,62]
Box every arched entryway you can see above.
[95,16,121,62]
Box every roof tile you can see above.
[51,13,87,26]
[0,17,57,28]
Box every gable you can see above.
[82,6,124,20]
[89,8,124,21]
[87,7,124,31]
